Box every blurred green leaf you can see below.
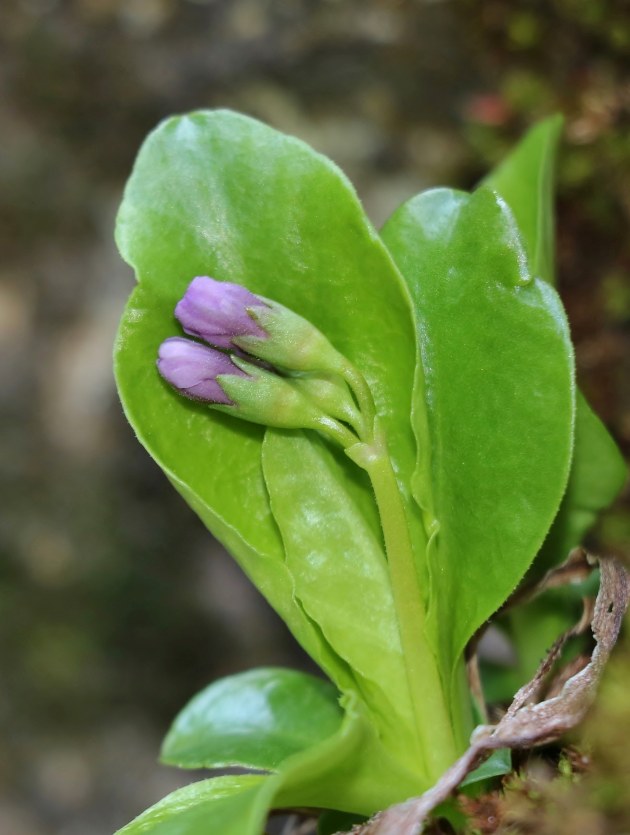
[318,810,367,834]
[161,667,343,771]
[460,748,512,787]
[537,393,627,572]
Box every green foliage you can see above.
[482,118,626,694]
[161,668,343,771]
[114,110,418,690]
[485,118,626,580]
[113,112,624,834]
[381,185,573,692]
[115,776,273,835]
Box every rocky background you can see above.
[1,1,628,833]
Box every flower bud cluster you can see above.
[157,276,369,444]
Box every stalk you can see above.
[349,429,458,780]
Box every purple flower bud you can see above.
[157,337,248,404]
[175,276,268,349]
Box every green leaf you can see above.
[261,431,418,768]
[114,775,273,835]
[480,117,625,702]
[161,667,343,771]
[459,748,511,788]
[380,187,575,684]
[318,811,368,834]
[503,587,583,686]
[484,118,627,572]
[119,691,431,835]
[483,115,563,285]
[535,391,627,574]
[272,691,428,816]
[114,109,423,689]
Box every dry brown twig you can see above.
[338,555,630,835]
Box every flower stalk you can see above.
[348,427,459,781]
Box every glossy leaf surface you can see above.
[161,667,343,771]
[114,109,422,689]
[119,691,430,835]
[485,117,627,572]
[271,691,429,815]
[483,115,563,284]
[261,431,417,764]
[380,187,575,679]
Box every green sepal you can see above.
[291,373,362,431]
[216,357,340,434]
[238,300,350,375]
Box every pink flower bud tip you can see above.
[175,276,268,349]
[157,337,247,404]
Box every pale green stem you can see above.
[327,363,459,777]
[351,431,458,780]
[313,415,361,449]
[340,362,376,441]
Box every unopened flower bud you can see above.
[175,276,350,377]
[175,277,268,349]
[220,357,342,431]
[157,335,356,444]
[157,337,247,404]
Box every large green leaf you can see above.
[271,691,429,815]
[485,117,627,571]
[380,188,575,683]
[261,431,420,769]
[479,117,626,703]
[161,667,343,771]
[114,109,425,689]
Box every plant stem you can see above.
[314,415,360,449]
[351,430,458,781]
[341,362,376,440]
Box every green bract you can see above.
[113,111,625,834]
